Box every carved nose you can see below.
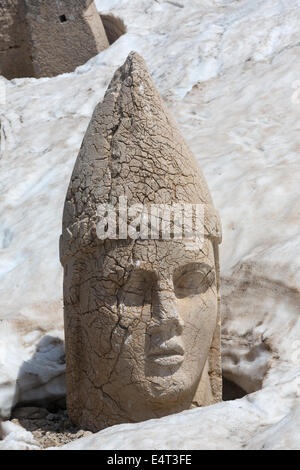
[150,289,184,335]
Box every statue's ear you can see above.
[208,241,222,403]
[208,305,222,403]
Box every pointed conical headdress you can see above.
[61,52,221,259]
[61,51,222,404]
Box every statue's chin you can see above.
[133,369,199,406]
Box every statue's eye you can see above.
[122,270,155,305]
[174,268,215,299]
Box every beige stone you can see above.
[0,0,109,79]
[100,14,127,45]
[0,1,33,79]
[60,52,222,432]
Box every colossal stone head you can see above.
[60,52,222,432]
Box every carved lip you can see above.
[148,344,185,364]
[148,354,184,366]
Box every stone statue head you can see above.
[60,52,222,431]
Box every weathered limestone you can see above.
[0,0,109,79]
[60,52,222,432]
[100,14,127,45]
[0,0,33,79]
[25,0,109,78]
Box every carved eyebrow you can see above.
[173,262,214,280]
[131,264,153,273]
[127,266,157,281]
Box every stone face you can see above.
[60,52,222,432]
[0,0,109,79]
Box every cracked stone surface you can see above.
[60,52,222,432]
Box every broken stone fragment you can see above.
[0,0,109,79]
